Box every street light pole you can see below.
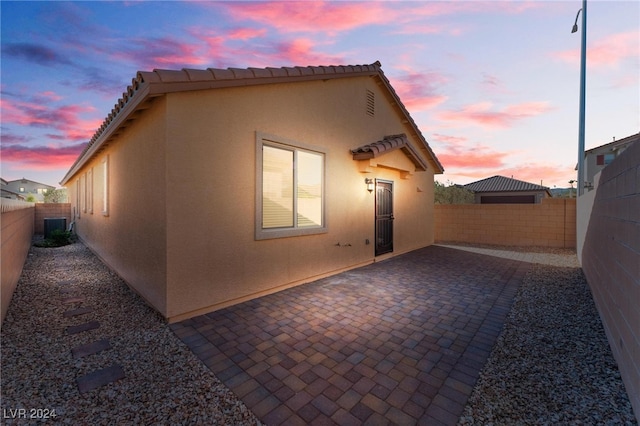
[572,0,587,196]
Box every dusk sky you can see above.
[1,1,638,190]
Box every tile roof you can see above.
[61,62,443,184]
[351,134,428,171]
[463,175,550,193]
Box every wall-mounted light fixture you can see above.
[365,178,374,193]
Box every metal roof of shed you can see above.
[463,175,550,193]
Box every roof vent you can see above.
[366,89,375,117]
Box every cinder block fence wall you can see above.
[1,200,34,327]
[434,198,576,248]
[581,140,640,420]
[1,202,72,328]
[34,203,72,234]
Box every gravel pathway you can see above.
[2,240,637,424]
[1,241,262,425]
[458,261,637,425]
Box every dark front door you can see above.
[375,179,393,256]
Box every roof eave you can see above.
[61,62,445,184]
[371,70,444,174]
[60,83,153,185]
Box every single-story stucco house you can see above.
[60,62,444,322]
[463,175,551,204]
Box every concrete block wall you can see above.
[1,201,35,328]
[581,140,639,420]
[434,198,576,248]
[34,203,72,234]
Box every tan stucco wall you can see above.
[1,203,34,328]
[69,98,168,316]
[163,77,435,320]
[434,198,576,248]
[34,203,71,235]
[65,76,437,322]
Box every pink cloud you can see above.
[431,133,511,169]
[217,1,540,36]
[1,142,87,171]
[219,1,392,34]
[436,101,552,129]
[390,71,449,111]
[227,27,268,41]
[1,97,100,142]
[112,37,208,69]
[190,30,344,69]
[553,30,639,69]
[494,164,576,188]
[432,133,576,187]
[272,38,344,66]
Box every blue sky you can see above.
[1,1,638,189]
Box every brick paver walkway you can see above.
[170,245,530,425]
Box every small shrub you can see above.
[34,229,73,248]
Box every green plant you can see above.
[43,189,68,203]
[34,229,73,248]
[434,180,475,204]
[50,229,71,245]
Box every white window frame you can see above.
[102,156,109,216]
[87,168,94,214]
[81,173,87,213]
[76,178,81,218]
[255,132,327,240]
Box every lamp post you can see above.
[572,0,587,196]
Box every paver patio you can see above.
[170,245,530,425]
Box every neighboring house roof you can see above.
[585,132,639,154]
[464,175,551,194]
[61,62,444,185]
[1,188,26,200]
[351,134,428,171]
[6,178,55,189]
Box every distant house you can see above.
[2,178,55,202]
[0,178,24,200]
[582,133,639,190]
[60,62,444,322]
[463,175,551,204]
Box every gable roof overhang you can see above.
[60,62,444,185]
[351,134,428,172]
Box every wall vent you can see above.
[366,89,375,117]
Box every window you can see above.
[19,187,25,193]
[81,173,86,213]
[102,156,109,216]
[596,153,616,166]
[87,168,93,214]
[604,153,615,165]
[256,132,326,240]
[75,178,81,218]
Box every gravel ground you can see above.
[459,262,638,425]
[1,240,262,425]
[2,240,637,425]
